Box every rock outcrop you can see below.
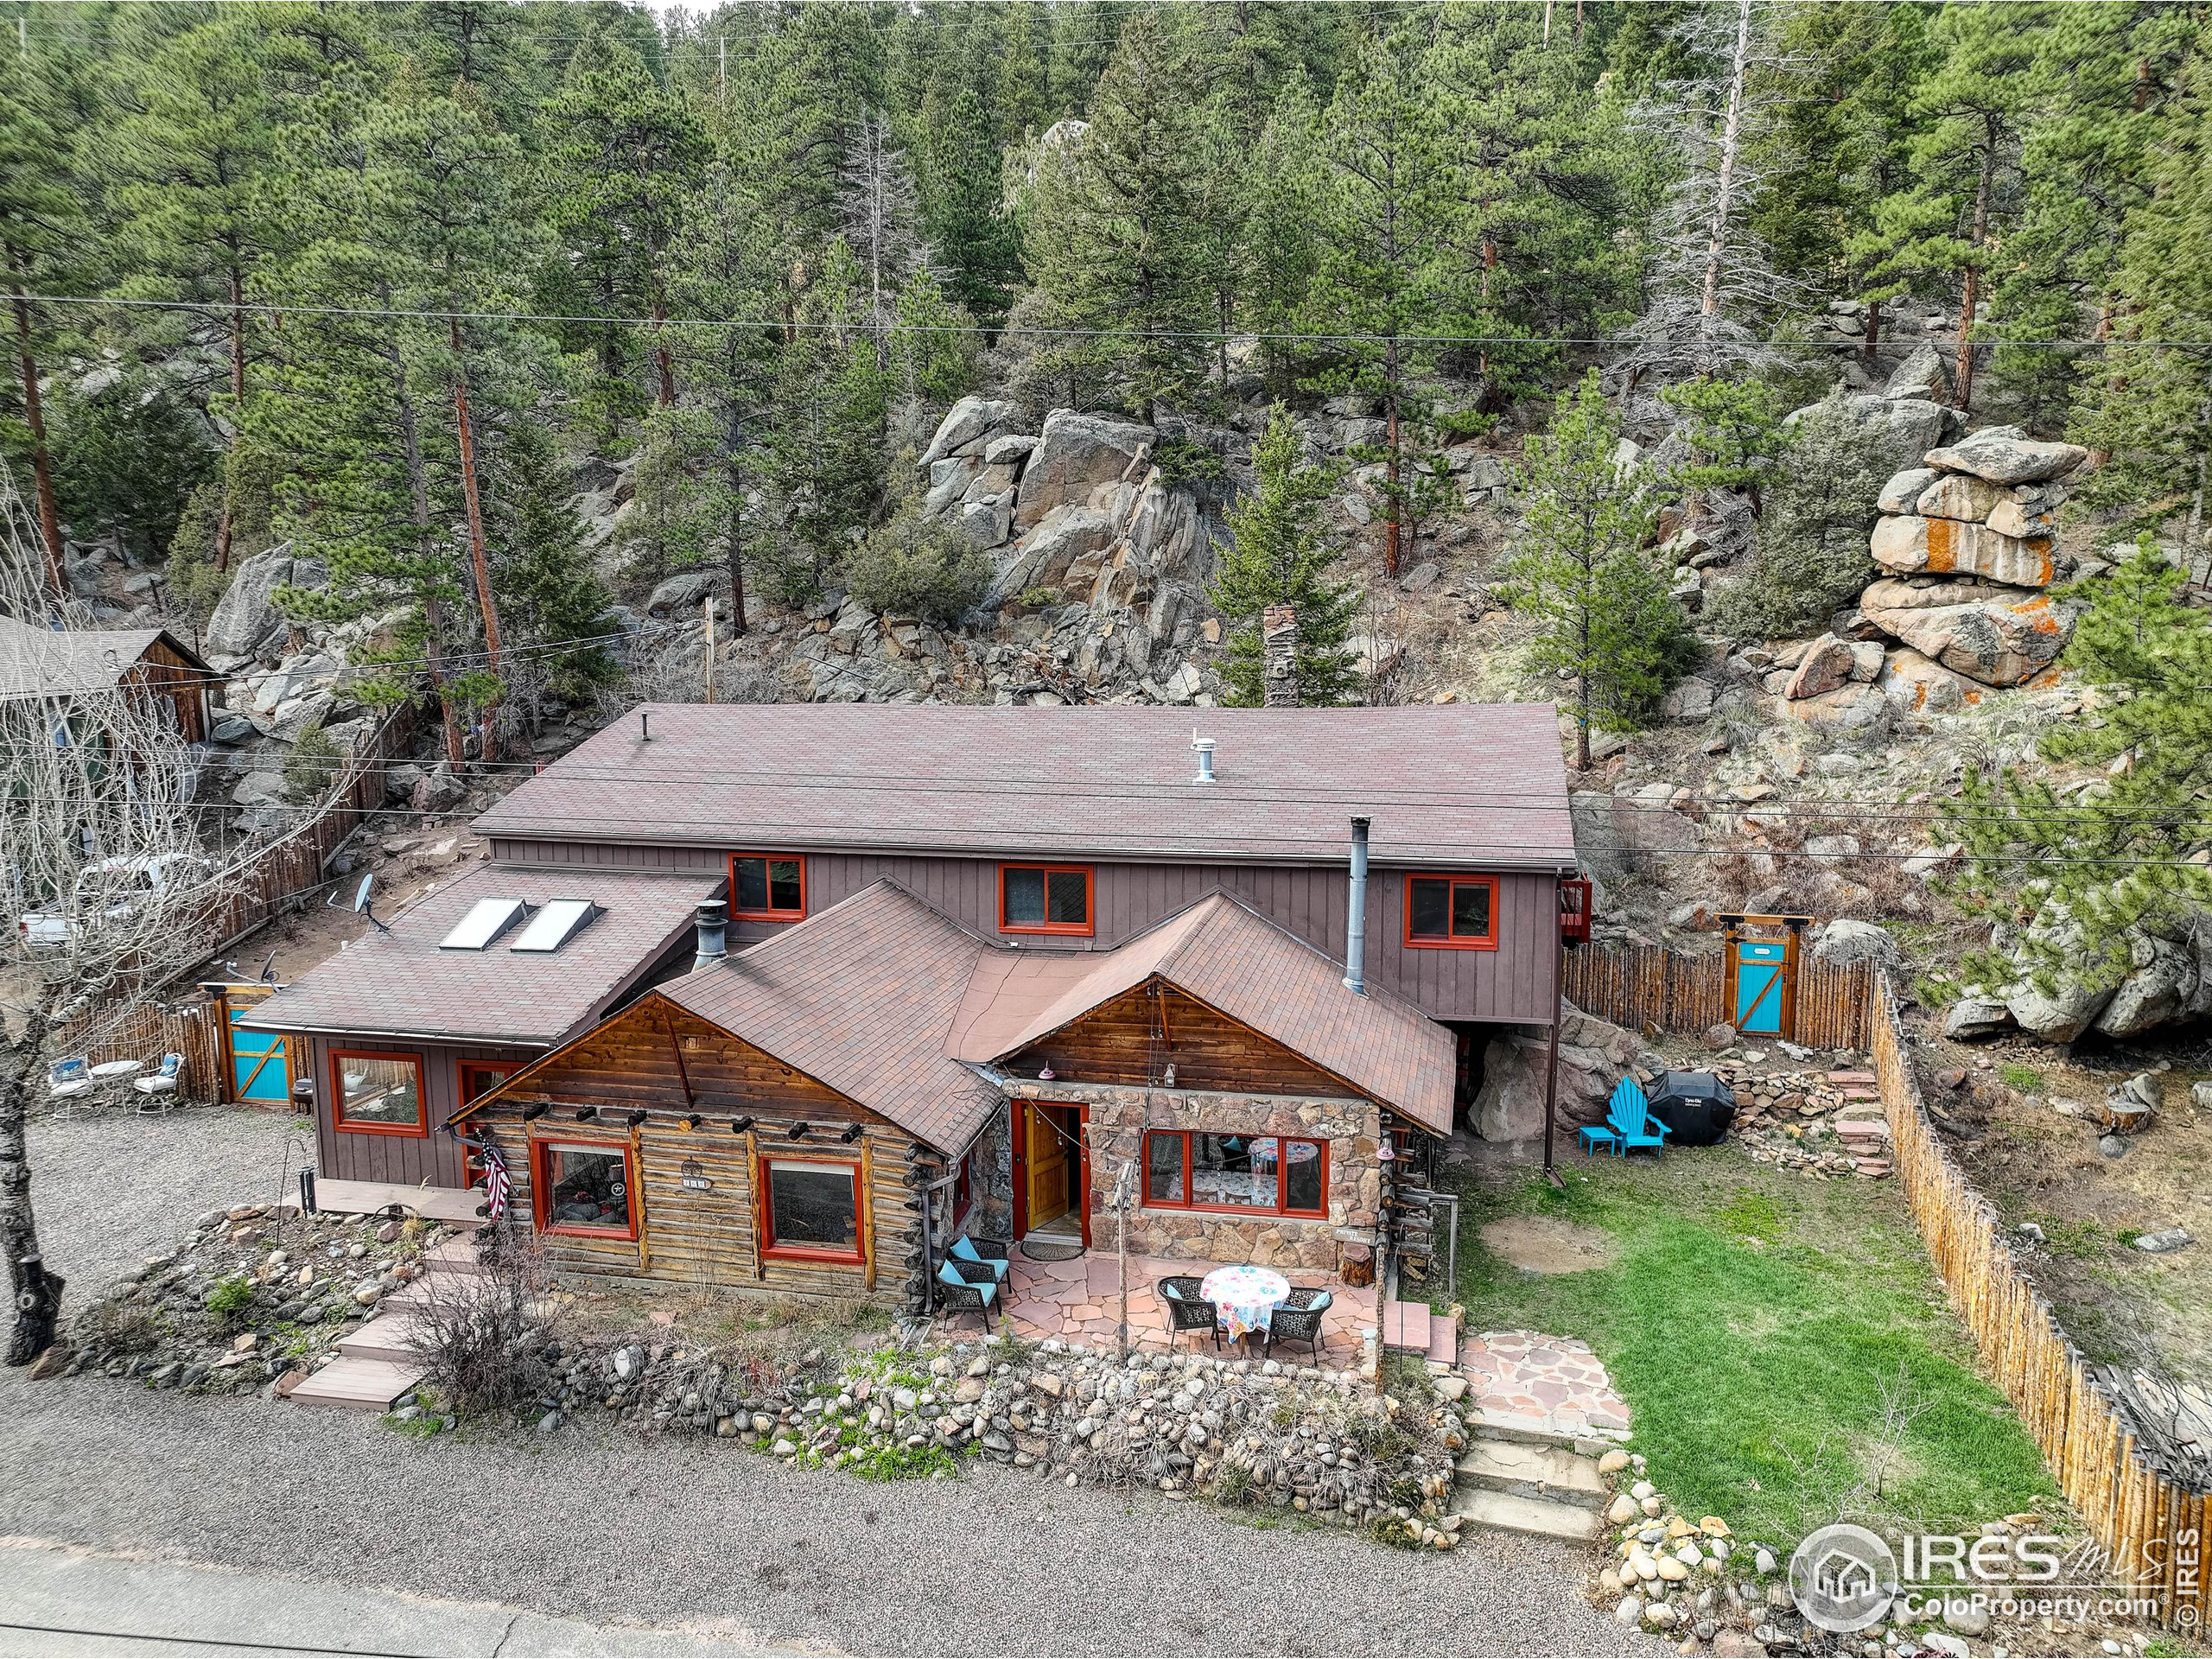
[204,543,324,662]
[1856,578,2071,687]
[1472,1003,1643,1141]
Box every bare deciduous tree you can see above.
[0,462,223,1365]
[837,111,927,359]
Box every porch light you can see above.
[1038,1065,1055,1081]
[1376,1142,1397,1162]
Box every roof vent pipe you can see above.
[1192,731,1216,784]
[640,709,652,741]
[693,898,728,970]
[1344,816,1370,997]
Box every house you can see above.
[0,615,218,742]
[247,703,1580,1308]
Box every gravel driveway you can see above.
[6,1107,1647,1656]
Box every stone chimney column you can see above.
[1261,605,1300,708]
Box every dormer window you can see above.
[730,854,805,921]
[1001,863,1093,937]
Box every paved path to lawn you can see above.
[2,1107,1649,1657]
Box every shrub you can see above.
[205,1273,255,1325]
[404,1230,558,1418]
[282,721,341,805]
[82,1296,162,1353]
[841,506,991,625]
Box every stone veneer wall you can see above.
[1004,1077,1381,1273]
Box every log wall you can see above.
[470,999,925,1307]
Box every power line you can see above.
[19,289,2202,353]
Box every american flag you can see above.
[480,1142,510,1220]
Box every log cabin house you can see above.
[246,703,1580,1312]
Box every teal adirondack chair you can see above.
[1605,1077,1670,1159]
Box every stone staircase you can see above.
[1448,1414,1611,1541]
[280,1232,485,1413]
[1381,1299,1458,1365]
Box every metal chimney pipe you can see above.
[1344,817,1370,996]
[693,899,728,969]
[1191,732,1216,784]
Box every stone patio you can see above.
[1458,1328,1632,1441]
[944,1249,1377,1363]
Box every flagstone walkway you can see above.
[948,1249,1378,1363]
[1459,1328,1633,1441]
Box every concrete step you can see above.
[1382,1300,1430,1354]
[1455,1438,1608,1510]
[283,1355,423,1413]
[334,1313,426,1365]
[1449,1484,1603,1543]
[1466,1406,1593,1451]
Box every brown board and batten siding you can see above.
[461,999,921,1304]
[306,1036,535,1190]
[484,842,1559,1026]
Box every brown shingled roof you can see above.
[654,880,1002,1154]
[948,892,1457,1134]
[238,863,722,1046]
[474,702,1574,871]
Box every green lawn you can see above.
[1441,1147,2060,1546]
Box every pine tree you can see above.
[915,87,1019,323]
[1239,71,1320,402]
[487,420,615,703]
[1707,385,1891,639]
[998,4,1050,142]
[1304,22,1459,576]
[0,44,84,588]
[1657,375,1789,514]
[1208,404,1362,708]
[1019,4,1214,422]
[538,32,708,419]
[1942,539,2212,998]
[1855,5,2044,412]
[1504,372,1694,770]
[101,15,277,572]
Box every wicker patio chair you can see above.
[936,1256,1002,1331]
[1264,1287,1333,1364]
[1157,1276,1221,1349]
[949,1234,1011,1282]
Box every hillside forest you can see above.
[3,0,2211,1028]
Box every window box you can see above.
[1141,1130,1327,1217]
[1000,863,1093,937]
[761,1158,866,1264]
[730,854,806,921]
[1403,874,1500,950]
[531,1138,639,1239]
[331,1049,427,1136]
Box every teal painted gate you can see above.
[226,1005,290,1102]
[1733,941,1788,1035]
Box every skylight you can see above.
[511,898,598,953]
[439,897,529,950]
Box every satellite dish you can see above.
[353,874,375,914]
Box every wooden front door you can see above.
[1026,1101,1070,1229]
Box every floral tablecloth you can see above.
[1201,1264,1291,1341]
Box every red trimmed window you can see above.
[1000,863,1093,936]
[1404,874,1500,950]
[460,1059,519,1104]
[1141,1131,1326,1217]
[532,1139,639,1239]
[331,1049,427,1136]
[761,1159,866,1264]
[730,854,806,921]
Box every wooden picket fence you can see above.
[1871,978,2208,1632]
[56,696,424,1103]
[1561,939,1876,1053]
[1564,935,2209,1628]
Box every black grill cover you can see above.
[1647,1071,1738,1146]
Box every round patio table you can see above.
[1200,1264,1291,1342]
[90,1059,143,1080]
